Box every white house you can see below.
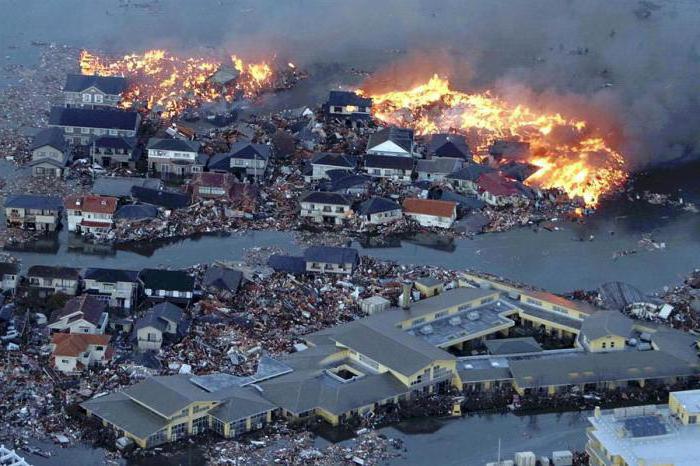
[48,107,140,146]
[309,153,357,181]
[28,127,69,178]
[26,265,80,296]
[83,268,140,310]
[367,127,414,157]
[63,74,127,109]
[139,269,195,304]
[402,198,457,229]
[303,246,359,275]
[64,194,119,235]
[415,158,463,182]
[48,295,109,335]
[299,191,352,225]
[146,138,202,176]
[356,196,402,225]
[207,142,271,179]
[0,262,19,293]
[132,302,184,351]
[364,154,414,182]
[51,333,111,373]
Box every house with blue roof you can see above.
[356,196,402,225]
[208,142,271,180]
[4,195,63,232]
[49,107,140,145]
[325,90,372,121]
[28,127,69,178]
[304,246,359,275]
[63,74,128,109]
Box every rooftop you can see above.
[4,194,63,211]
[49,107,139,131]
[30,127,66,152]
[403,198,457,218]
[63,74,127,95]
[64,195,118,214]
[368,126,414,153]
[327,90,372,108]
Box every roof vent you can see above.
[467,311,480,321]
[419,325,434,335]
[449,316,462,326]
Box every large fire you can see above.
[80,50,275,118]
[361,75,627,206]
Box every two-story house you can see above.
[364,154,414,182]
[28,127,70,178]
[415,158,463,182]
[91,135,140,169]
[63,74,127,109]
[26,265,80,296]
[304,246,359,275]
[298,191,352,225]
[0,262,20,294]
[139,269,195,304]
[425,133,472,161]
[83,268,140,311]
[51,333,112,373]
[187,172,235,200]
[325,90,372,121]
[4,195,63,232]
[132,302,186,351]
[476,172,532,206]
[64,194,119,235]
[208,142,271,180]
[309,153,357,181]
[49,107,140,146]
[146,138,203,177]
[367,127,414,157]
[444,163,496,194]
[48,295,109,334]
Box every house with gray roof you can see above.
[416,158,463,182]
[91,135,141,169]
[299,191,352,225]
[63,74,127,109]
[208,142,271,179]
[579,311,634,352]
[83,268,140,311]
[29,127,69,178]
[82,373,276,448]
[92,176,163,198]
[139,269,194,304]
[364,154,414,182]
[303,246,359,275]
[309,153,357,181]
[26,265,80,296]
[425,133,472,161]
[146,138,202,177]
[445,163,496,194]
[202,265,243,299]
[367,127,414,157]
[132,302,186,351]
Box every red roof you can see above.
[80,220,112,228]
[403,198,457,218]
[195,171,230,188]
[64,195,118,214]
[477,172,522,197]
[52,333,111,357]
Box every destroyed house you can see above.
[26,265,80,296]
[366,126,414,157]
[132,302,186,351]
[303,246,359,275]
[445,163,496,193]
[83,268,140,311]
[82,374,276,448]
[364,154,414,182]
[146,138,203,177]
[476,172,531,206]
[356,196,402,225]
[64,194,119,235]
[131,186,191,210]
[4,194,63,232]
[309,153,357,180]
[51,333,112,373]
[48,295,109,335]
[299,191,352,225]
[29,127,69,178]
[425,133,472,161]
[330,174,372,196]
[267,255,307,275]
[208,142,271,179]
[188,172,235,200]
[0,262,19,293]
[114,204,159,222]
[325,90,372,120]
[63,74,127,108]
[91,136,140,169]
[488,140,530,161]
[139,269,194,304]
[402,198,457,229]
[49,107,140,146]
[202,266,243,299]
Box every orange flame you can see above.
[361,75,627,206]
[80,50,274,118]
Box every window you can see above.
[94,94,103,103]
[610,341,615,348]
[434,311,448,319]
[109,129,117,135]
[191,415,209,435]
[148,429,168,446]
[82,93,92,103]
[250,413,267,429]
[147,332,159,342]
[81,127,89,134]
[333,106,343,113]
[231,418,247,436]
[212,418,226,435]
[526,298,543,306]
[170,422,188,440]
[95,346,104,351]
[480,296,495,305]
[65,127,73,133]
[601,342,607,349]
[689,415,697,424]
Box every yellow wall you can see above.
[414,282,443,298]
[587,335,626,352]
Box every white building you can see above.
[364,154,414,182]
[356,196,402,225]
[26,265,80,296]
[64,194,119,235]
[367,126,414,157]
[48,295,109,335]
[83,268,140,310]
[298,191,352,225]
[309,153,357,181]
[146,138,203,177]
[402,198,457,229]
[0,262,19,294]
[51,333,111,373]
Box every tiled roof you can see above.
[403,198,457,218]
[30,127,67,152]
[64,195,118,214]
[52,333,111,357]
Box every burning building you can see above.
[360,75,627,206]
[79,50,281,119]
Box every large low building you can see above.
[587,389,700,466]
